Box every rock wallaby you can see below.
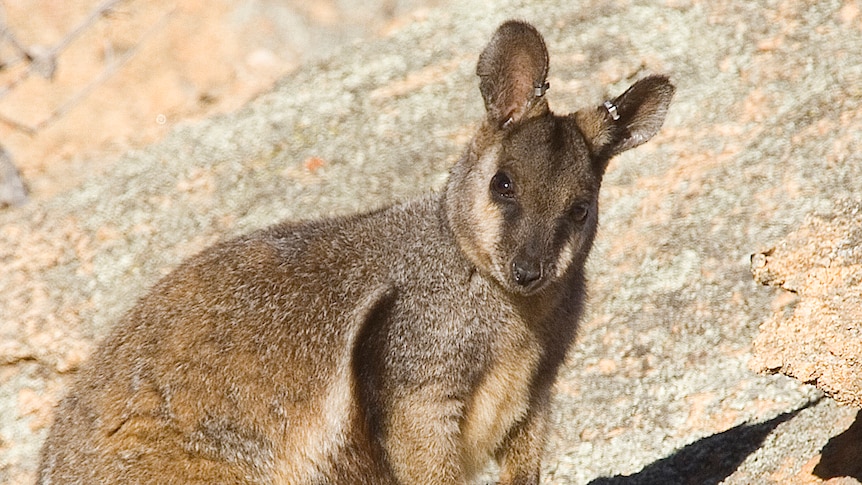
[38,20,673,485]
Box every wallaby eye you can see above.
[490,172,516,199]
[571,204,589,222]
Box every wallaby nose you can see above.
[512,260,542,287]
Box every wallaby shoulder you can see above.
[40,193,541,483]
[38,19,674,485]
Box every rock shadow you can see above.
[588,404,811,485]
[813,409,862,481]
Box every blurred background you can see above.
[0,0,447,202]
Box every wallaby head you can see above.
[446,20,674,295]
[37,20,674,485]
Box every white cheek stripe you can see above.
[469,148,505,278]
[555,238,576,278]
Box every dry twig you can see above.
[0,0,172,135]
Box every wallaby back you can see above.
[38,20,673,485]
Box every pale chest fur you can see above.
[458,309,541,478]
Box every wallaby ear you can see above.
[477,20,550,128]
[575,75,675,165]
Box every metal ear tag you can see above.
[534,81,550,97]
[603,100,620,121]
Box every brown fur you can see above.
[37,20,673,484]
